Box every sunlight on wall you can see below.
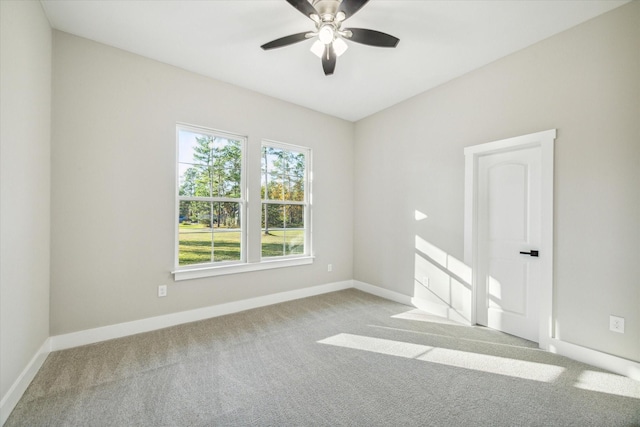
[414,210,428,221]
[414,235,472,322]
[488,275,502,307]
[319,333,564,383]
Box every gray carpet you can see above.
[6,289,640,426]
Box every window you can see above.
[261,141,311,259]
[176,125,245,268]
[174,126,312,280]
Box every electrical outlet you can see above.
[158,285,167,298]
[328,264,333,272]
[609,315,624,333]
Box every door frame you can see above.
[464,129,555,349]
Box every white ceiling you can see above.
[41,0,628,122]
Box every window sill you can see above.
[172,256,314,281]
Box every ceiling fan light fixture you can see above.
[310,40,325,58]
[333,37,348,57]
[318,25,334,44]
[262,0,400,76]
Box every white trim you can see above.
[173,256,314,281]
[1,338,51,426]
[175,123,248,271]
[260,201,306,206]
[261,138,310,153]
[353,280,413,305]
[409,298,474,326]
[260,139,312,260]
[548,338,640,381]
[50,280,351,351]
[463,129,556,156]
[464,129,556,349]
[354,280,472,325]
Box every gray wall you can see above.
[50,32,354,335]
[0,1,52,399]
[354,2,639,362]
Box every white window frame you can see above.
[172,127,313,281]
[174,124,247,274]
[260,139,312,260]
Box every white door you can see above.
[476,146,541,342]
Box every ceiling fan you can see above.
[261,0,400,76]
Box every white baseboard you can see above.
[410,298,472,325]
[354,280,472,325]
[352,280,413,305]
[1,338,51,426]
[50,280,353,351]
[548,338,640,381]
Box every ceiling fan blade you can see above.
[338,0,369,20]
[322,44,336,76]
[261,32,311,50]
[345,28,399,48]
[286,0,318,19]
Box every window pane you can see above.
[288,174,305,202]
[179,200,213,266]
[261,204,305,258]
[285,230,304,255]
[262,204,284,229]
[261,146,305,201]
[178,132,242,198]
[261,230,284,258]
[213,231,241,262]
[178,130,206,165]
[211,202,241,229]
[262,203,282,257]
[179,201,241,265]
[286,205,304,229]
[179,200,213,227]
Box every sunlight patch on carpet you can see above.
[318,333,564,383]
[574,370,640,399]
[392,309,465,326]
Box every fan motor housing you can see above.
[312,0,341,20]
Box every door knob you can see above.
[519,250,539,257]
